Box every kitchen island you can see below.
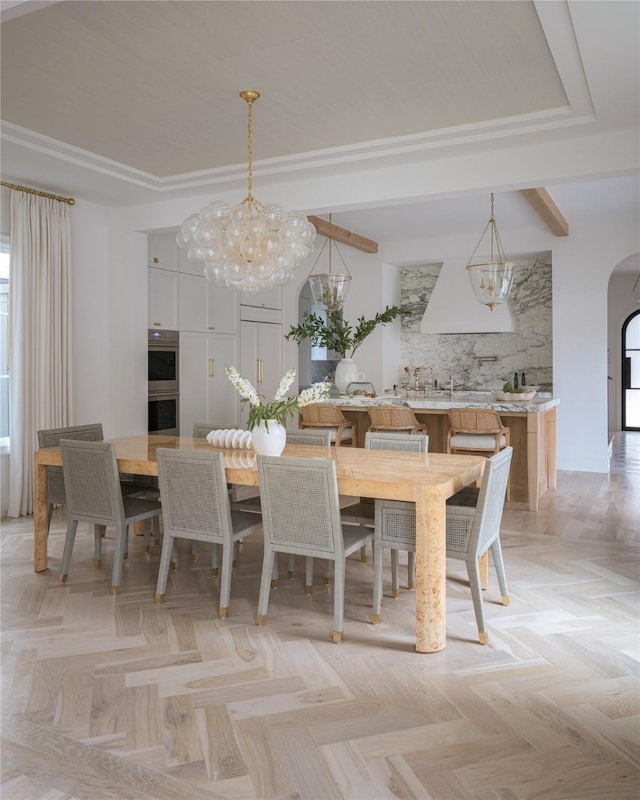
[326,392,558,511]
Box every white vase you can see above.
[334,358,365,395]
[251,420,287,456]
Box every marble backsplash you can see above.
[399,254,553,392]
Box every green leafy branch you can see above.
[285,305,410,359]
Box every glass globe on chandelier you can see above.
[307,214,352,316]
[466,193,516,311]
[176,91,317,294]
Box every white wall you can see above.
[67,201,149,438]
[70,201,113,430]
[552,215,638,471]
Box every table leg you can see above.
[414,486,446,653]
[34,460,49,572]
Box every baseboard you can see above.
[557,455,610,473]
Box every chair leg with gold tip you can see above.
[58,440,162,595]
[154,449,262,619]
[255,454,372,643]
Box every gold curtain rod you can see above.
[0,181,75,205]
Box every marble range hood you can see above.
[421,259,517,334]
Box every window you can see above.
[0,238,9,440]
[623,309,640,430]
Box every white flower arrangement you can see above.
[225,365,331,430]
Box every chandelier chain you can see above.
[246,95,254,204]
[467,193,506,266]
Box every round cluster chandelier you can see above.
[176,91,317,295]
[466,193,516,311]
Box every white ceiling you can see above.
[1,0,639,266]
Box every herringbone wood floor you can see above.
[2,433,639,799]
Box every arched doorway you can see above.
[622,309,640,430]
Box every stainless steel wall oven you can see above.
[148,329,179,394]
[148,330,179,435]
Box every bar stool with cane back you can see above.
[447,407,511,499]
[368,406,427,435]
[299,404,355,447]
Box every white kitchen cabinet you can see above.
[148,231,178,270]
[178,245,205,276]
[148,266,179,330]
[239,320,284,427]
[180,332,239,433]
[240,285,282,311]
[179,274,239,335]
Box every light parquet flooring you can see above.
[1,433,639,799]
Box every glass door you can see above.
[622,310,640,430]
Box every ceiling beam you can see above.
[521,188,569,237]
[308,216,379,254]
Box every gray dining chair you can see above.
[255,454,373,643]
[38,423,104,534]
[192,422,217,439]
[59,439,162,594]
[228,428,333,577]
[372,446,513,645]
[341,431,429,563]
[286,430,332,446]
[38,423,158,536]
[192,422,263,517]
[190,423,253,565]
[154,448,262,617]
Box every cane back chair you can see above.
[447,407,511,499]
[367,406,427,435]
[255,454,372,643]
[59,440,162,594]
[154,448,262,617]
[299,404,354,446]
[372,446,513,644]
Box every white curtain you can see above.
[7,191,73,517]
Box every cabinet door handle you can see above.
[153,322,161,326]
[208,325,215,330]
[153,257,159,263]
[257,358,264,384]
[209,358,215,377]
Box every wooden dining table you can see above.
[34,433,485,653]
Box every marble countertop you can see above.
[327,391,559,413]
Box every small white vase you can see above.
[334,358,364,395]
[251,420,287,456]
